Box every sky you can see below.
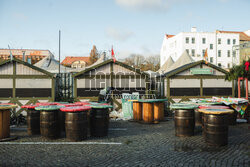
[0,0,249,61]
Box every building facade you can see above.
[0,49,53,64]
[160,28,250,69]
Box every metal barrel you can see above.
[203,114,229,146]
[194,109,202,126]
[59,111,65,132]
[27,109,40,135]
[174,109,195,137]
[65,112,88,141]
[90,108,109,137]
[228,110,237,125]
[40,110,61,139]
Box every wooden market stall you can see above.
[73,59,149,111]
[161,60,234,103]
[0,58,55,115]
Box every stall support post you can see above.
[245,78,248,100]
[238,77,241,98]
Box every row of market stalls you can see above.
[0,51,237,114]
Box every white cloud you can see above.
[115,0,178,11]
[106,27,134,41]
[12,12,28,21]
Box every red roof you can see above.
[216,30,250,41]
[166,34,175,39]
[61,56,90,66]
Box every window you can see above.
[218,38,221,44]
[210,57,213,63]
[192,49,195,57]
[227,63,230,68]
[210,44,213,49]
[218,50,221,57]
[192,37,195,44]
[233,39,236,44]
[227,39,230,45]
[186,49,189,54]
[218,63,222,67]
[202,38,206,44]
[227,50,230,57]
[186,37,189,44]
[233,51,236,57]
[202,49,206,56]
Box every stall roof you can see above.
[34,54,74,73]
[162,60,228,78]
[0,58,54,77]
[73,59,149,78]
[158,56,174,73]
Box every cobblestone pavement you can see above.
[0,119,249,167]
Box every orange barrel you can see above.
[133,101,142,121]
[0,105,17,139]
[35,105,64,139]
[198,108,234,146]
[142,103,154,123]
[154,102,164,123]
[60,106,91,141]
[21,105,40,135]
[171,103,198,137]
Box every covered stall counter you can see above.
[0,105,17,140]
[60,106,92,141]
[21,105,40,135]
[35,105,64,139]
[198,108,234,146]
[132,99,167,123]
[87,104,113,137]
[170,103,198,137]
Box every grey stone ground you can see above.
[0,119,249,167]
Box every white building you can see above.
[160,27,249,69]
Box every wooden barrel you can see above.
[203,114,229,146]
[142,103,154,123]
[133,102,142,121]
[195,109,202,126]
[0,109,10,139]
[27,109,40,135]
[90,108,109,137]
[65,112,88,141]
[154,102,164,123]
[40,110,61,139]
[174,109,195,137]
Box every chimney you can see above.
[191,27,197,32]
[22,51,26,62]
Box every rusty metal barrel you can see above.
[22,105,40,135]
[171,103,197,137]
[60,106,91,141]
[35,105,64,139]
[198,108,234,146]
[198,105,230,127]
[88,104,113,137]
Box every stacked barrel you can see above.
[21,102,113,141]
